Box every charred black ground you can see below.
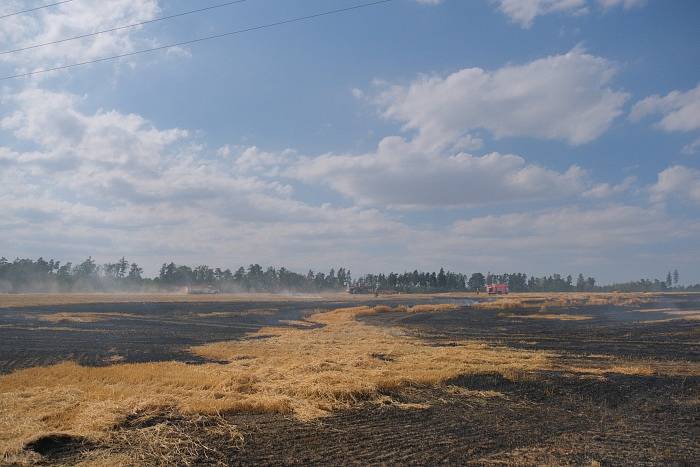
[0,301,311,373]
[360,294,700,361]
[225,372,698,466]
[2,294,699,465]
[0,297,457,373]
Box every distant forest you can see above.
[1,256,698,294]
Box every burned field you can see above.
[0,296,471,374]
[0,293,699,465]
[0,301,321,374]
[361,294,700,361]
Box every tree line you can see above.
[355,271,597,293]
[1,256,697,293]
[0,257,350,293]
[157,262,350,292]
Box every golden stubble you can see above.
[0,304,542,458]
[1,302,697,461]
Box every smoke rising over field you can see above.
[1,256,697,294]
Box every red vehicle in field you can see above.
[486,283,509,295]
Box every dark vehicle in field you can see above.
[186,285,220,295]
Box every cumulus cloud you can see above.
[1,88,187,169]
[0,1,692,280]
[493,0,646,28]
[582,176,636,199]
[0,0,161,76]
[375,49,628,147]
[649,165,700,204]
[0,87,409,269]
[495,0,588,28]
[0,85,695,276]
[450,204,683,251]
[278,50,633,209]
[289,136,586,208]
[234,146,298,176]
[630,83,700,132]
[682,137,700,156]
[394,204,700,276]
[598,0,646,9]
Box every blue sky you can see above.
[0,0,699,283]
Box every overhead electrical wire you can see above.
[0,0,73,20]
[0,0,394,81]
[0,0,248,56]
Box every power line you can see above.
[0,0,73,20]
[0,0,394,81]
[1,0,248,56]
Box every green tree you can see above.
[117,257,128,278]
[128,263,143,281]
[586,277,596,290]
[437,267,447,289]
[468,273,485,291]
[74,257,98,278]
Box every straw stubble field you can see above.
[0,293,698,465]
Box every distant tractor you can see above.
[486,283,509,295]
[348,285,374,295]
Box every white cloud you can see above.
[0,0,161,75]
[682,137,700,155]
[216,145,232,158]
[0,2,693,280]
[398,204,700,277]
[351,87,365,99]
[650,165,700,204]
[375,49,627,146]
[582,175,636,198]
[598,0,646,9]
[630,83,700,133]
[495,0,588,28]
[494,0,646,28]
[234,146,298,176]
[450,204,684,251]
[0,86,696,278]
[278,50,634,209]
[0,86,409,271]
[1,88,187,170]
[289,135,587,209]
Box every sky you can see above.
[0,0,699,283]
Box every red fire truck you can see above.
[486,283,509,295]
